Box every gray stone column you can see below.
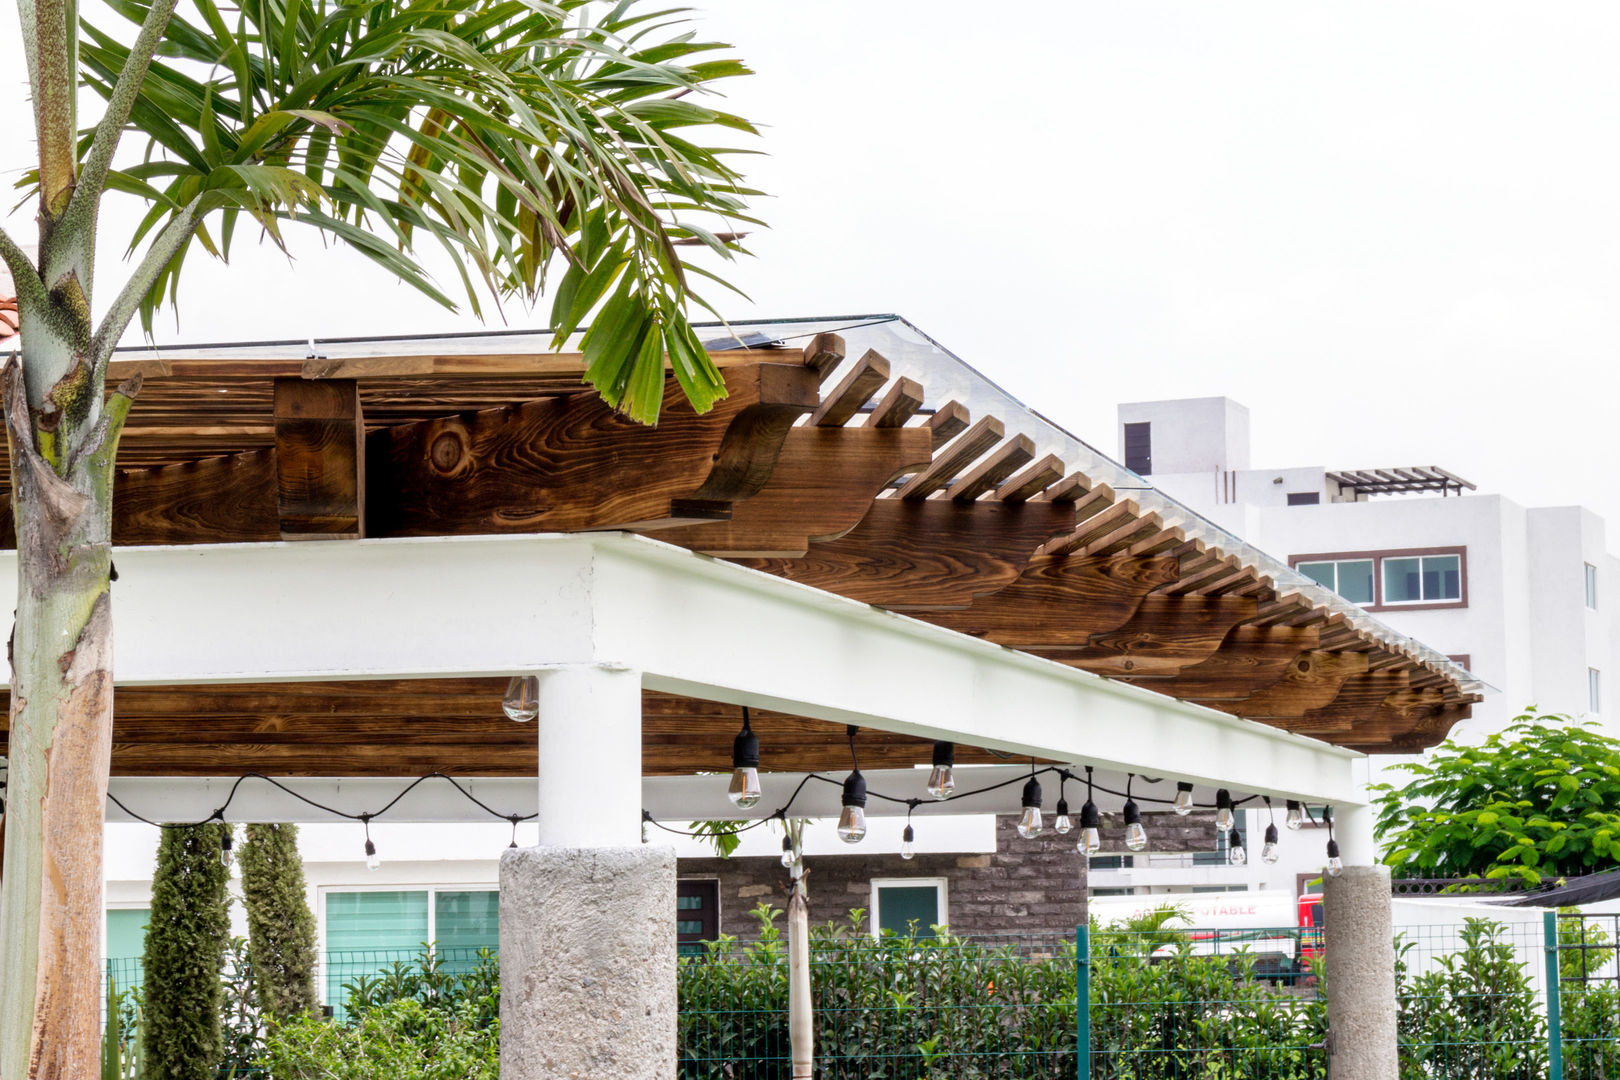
[1324,864,1397,1080]
[500,845,677,1080]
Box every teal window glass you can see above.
[1384,554,1460,603]
[105,908,150,993]
[875,885,940,939]
[434,890,499,973]
[1298,561,1335,590]
[324,891,429,1017]
[1383,557,1422,602]
[1335,560,1374,604]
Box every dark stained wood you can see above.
[274,378,365,539]
[801,333,847,380]
[1120,626,1320,699]
[1041,596,1259,677]
[660,427,934,557]
[1284,671,1412,732]
[917,555,1179,645]
[994,454,1064,503]
[368,362,819,535]
[810,350,889,427]
[897,416,1004,498]
[949,435,1035,502]
[733,498,1076,609]
[1199,651,1371,719]
[927,401,971,450]
[1306,687,1445,744]
[113,451,280,545]
[866,377,925,428]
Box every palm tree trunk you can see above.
[787,822,812,1080]
[0,342,127,1079]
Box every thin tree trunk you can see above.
[0,353,131,1080]
[787,822,812,1080]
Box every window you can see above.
[1292,548,1467,611]
[1447,654,1472,671]
[1286,492,1320,506]
[1383,554,1461,604]
[1591,668,1602,714]
[1123,422,1152,476]
[1297,559,1375,605]
[106,908,150,961]
[1088,887,1136,897]
[1587,563,1599,610]
[677,880,720,956]
[870,879,947,939]
[322,888,497,1015]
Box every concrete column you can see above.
[502,663,677,1080]
[1324,863,1397,1080]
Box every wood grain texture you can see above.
[112,451,281,545]
[917,555,1179,645]
[1198,651,1371,719]
[1040,596,1260,677]
[1120,626,1321,700]
[274,378,365,539]
[733,498,1076,609]
[660,426,934,557]
[1285,671,1413,732]
[368,362,818,536]
[810,350,889,427]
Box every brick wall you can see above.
[677,810,1221,942]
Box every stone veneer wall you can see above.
[677,811,1222,941]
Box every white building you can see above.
[1088,395,1620,899]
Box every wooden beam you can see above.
[733,498,1075,609]
[1041,596,1260,677]
[994,454,1065,504]
[917,555,1179,646]
[659,426,934,557]
[368,362,819,535]
[1119,626,1320,700]
[866,377,925,428]
[1198,651,1371,720]
[809,349,889,427]
[113,451,280,545]
[801,333,846,380]
[949,434,1035,502]
[1285,671,1413,732]
[897,416,1004,498]
[927,401,971,450]
[274,378,365,539]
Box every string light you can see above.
[509,814,523,849]
[838,727,868,843]
[1017,763,1044,840]
[781,833,796,867]
[1261,797,1280,864]
[361,813,380,872]
[219,823,234,869]
[901,801,919,860]
[642,810,652,844]
[1228,826,1247,866]
[1285,800,1304,831]
[1054,773,1073,835]
[1122,774,1147,852]
[926,742,956,800]
[1215,789,1235,833]
[1078,767,1102,856]
[1325,806,1343,877]
[1173,782,1195,816]
[728,708,762,809]
[501,676,539,722]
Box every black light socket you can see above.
[1326,839,1341,859]
[1056,797,1070,817]
[932,741,955,768]
[842,769,867,808]
[1264,823,1279,846]
[1021,775,1043,809]
[1080,799,1101,829]
[902,824,915,843]
[1123,800,1142,827]
[1176,781,1194,795]
[1227,827,1243,851]
[732,715,760,770]
[1215,789,1234,812]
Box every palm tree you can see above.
[0,0,758,1071]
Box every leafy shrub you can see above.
[262,999,499,1080]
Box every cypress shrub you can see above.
[239,823,319,1019]
[140,822,231,1080]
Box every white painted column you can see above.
[503,662,677,1080]
[535,663,643,847]
[1334,801,1377,867]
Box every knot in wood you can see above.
[428,427,470,477]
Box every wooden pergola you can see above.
[0,327,1480,785]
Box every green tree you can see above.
[239,823,319,1021]
[0,0,758,1070]
[141,822,233,1080]
[1373,711,1620,885]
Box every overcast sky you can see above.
[3,2,1616,526]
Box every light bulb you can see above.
[1017,806,1044,840]
[1227,827,1246,866]
[837,804,867,843]
[781,835,796,867]
[926,742,956,800]
[1017,776,1044,839]
[839,770,867,843]
[641,817,650,845]
[728,714,762,808]
[1079,798,1103,855]
[1286,801,1304,831]
[900,824,916,861]
[1215,789,1235,833]
[1054,799,1073,835]
[728,767,762,809]
[1173,782,1195,816]
[502,675,539,722]
[1123,800,1147,852]
[1262,823,1280,864]
[219,830,233,869]
[1326,839,1343,877]
[364,839,380,872]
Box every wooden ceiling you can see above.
[0,334,1479,773]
